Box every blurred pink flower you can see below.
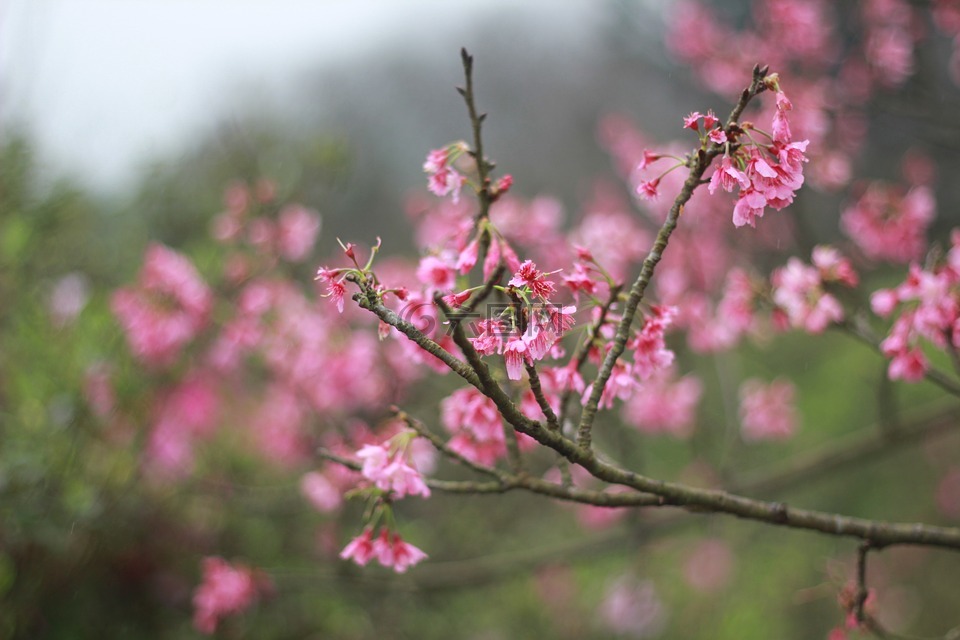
[739,378,799,442]
[683,538,735,592]
[599,576,667,637]
[192,557,264,634]
[276,204,321,262]
[111,243,212,367]
[300,471,342,513]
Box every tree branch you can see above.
[576,65,770,450]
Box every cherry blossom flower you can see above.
[637,149,663,171]
[387,533,429,573]
[841,183,935,263]
[683,111,705,130]
[340,527,377,566]
[276,204,321,262]
[599,576,667,638]
[709,156,751,195]
[509,260,557,300]
[683,538,735,592]
[503,336,531,381]
[355,442,430,499]
[563,262,600,298]
[111,243,212,367]
[416,254,458,292]
[301,471,342,513]
[637,179,660,201]
[771,255,845,334]
[622,370,702,438]
[423,145,468,203]
[192,557,263,634]
[739,378,799,442]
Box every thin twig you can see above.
[557,283,622,430]
[526,361,560,430]
[576,65,770,450]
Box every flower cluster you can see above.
[738,378,799,442]
[357,440,431,499]
[111,243,212,366]
[192,557,269,634]
[423,143,469,203]
[707,83,810,228]
[340,527,428,573]
[771,246,858,334]
[582,305,680,410]
[871,231,960,381]
[339,430,431,573]
[211,180,321,264]
[841,182,935,264]
[463,259,576,382]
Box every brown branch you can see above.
[457,47,495,224]
[576,65,770,450]
[525,361,560,430]
[356,286,960,550]
[557,282,622,430]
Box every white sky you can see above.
[0,0,568,192]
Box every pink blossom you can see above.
[732,189,768,228]
[683,111,704,130]
[739,379,799,442]
[683,538,735,592]
[629,308,676,380]
[709,128,728,144]
[423,148,449,173]
[637,149,662,171]
[427,167,466,203]
[599,576,667,637]
[563,262,599,298]
[870,288,899,317]
[340,527,377,566]
[841,184,935,263]
[328,280,346,313]
[812,246,859,287]
[771,256,844,333]
[192,557,261,634]
[356,443,430,498]
[493,174,514,197]
[388,533,429,573]
[886,345,928,382]
[509,260,557,300]
[111,244,212,366]
[456,237,479,274]
[276,204,321,262]
[503,336,530,381]
[48,272,90,327]
[301,471,342,513]
[416,254,457,292]
[315,266,348,313]
[470,319,506,356]
[709,156,750,195]
[442,387,507,464]
[622,371,702,438]
[582,360,637,410]
[637,178,661,201]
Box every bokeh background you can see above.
[3,1,960,638]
